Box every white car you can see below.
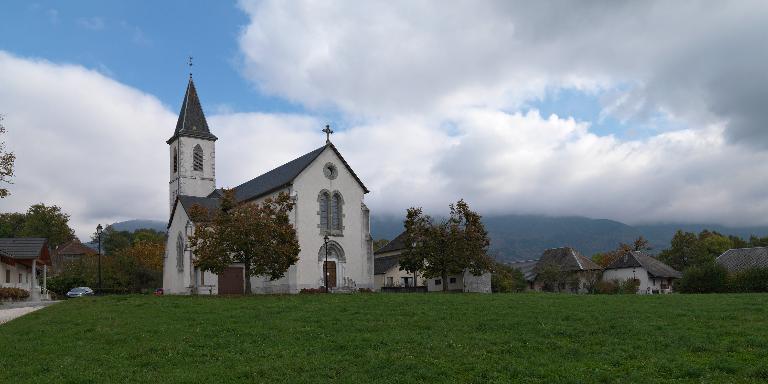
[66,287,94,298]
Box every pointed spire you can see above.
[167,76,217,144]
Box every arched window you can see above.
[319,191,330,230]
[176,234,184,272]
[332,193,343,230]
[193,145,203,172]
[173,148,178,173]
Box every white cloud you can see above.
[77,17,105,31]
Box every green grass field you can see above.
[2,294,768,383]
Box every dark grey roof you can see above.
[167,195,222,228]
[217,143,369,203]
[606,251,682,278]
[167,78,217,144]
[374,231,407,255]
[534,247,602,273]
[0,238,48,259]
[717,247,768,273]
[374,255,400,275]
[507,259,539,281]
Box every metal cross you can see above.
[322,124,334,143]
[188,56,193,78]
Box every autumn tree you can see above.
[399,199,493,292]
[592,236,651,268]
[0,115,15,198]
[188,189,300,294]
[658,230,733,271]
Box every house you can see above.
[163,76,373,294]
[716,247,768,274]
[524,247,603,293]
[0,238,52,299]
[602,251,682,294]
[372,231,491,293]
[52,239,96,274]
[373,232,425,289]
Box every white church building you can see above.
[163,77,374,294]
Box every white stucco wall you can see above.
[374,264,424,290]
[168,136,216,213]
[602,267,675,293]
[163,201,219,295]
[0,261,32,290]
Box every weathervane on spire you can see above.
[188,56,193,79]
[322,124,334,143]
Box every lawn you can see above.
[1,294,768,383]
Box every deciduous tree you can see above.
[399,199,493,292]
[189,189,300,294]
[0,115,15,198]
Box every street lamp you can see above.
[96,224,103,293]
[323,234,329,293]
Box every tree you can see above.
[658,230,734,271]
[0,115,15,198]
[491,262,527,293]
[18,204,75,248]
[399,200,493,292]
[189,189,300,294]
[592,236,649,268]
[0,212,26,237]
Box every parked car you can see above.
[66,287,94,298]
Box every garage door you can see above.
[218,267,244,295]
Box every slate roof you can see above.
[606,251,682,278]
[717,247,768,273]
[214,142,369,203]
[0,238,49,260]
[374,255,401,275]
[533,247,602,273]
[374,231,407,255]
[507,259,539,281]
[166,78,217,144]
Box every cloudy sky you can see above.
[1,1,768,239]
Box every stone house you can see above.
[521,247,603,293]
[716,247,768,273]
[602,251,682,294]
[372,231,491,293]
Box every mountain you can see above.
[109,219,167,233]
[370,214,768,263]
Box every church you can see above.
[163,76,374,294]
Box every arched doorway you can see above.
[318,241,345,289]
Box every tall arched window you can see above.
[193,144,203,172]
[176,234,184,272]
[173,148,178,173]
[332,193,343,230]
[319,191,330,230]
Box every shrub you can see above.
[676,263,729,293]
[595,280,619,294]
[617,278,640,294]
[299,287,327,294]
[47,275,88,296]
[491,262,528,293]
[729,268,768,292]
[0,287,30,301]
[358,288,374,293]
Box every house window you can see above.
[435,279,442,285]
[401,277,413,287]
[449,277,457,284]
[5,269,9,283]
[386,276,393,286]
[193,144,203,172]
[19,273,22,283]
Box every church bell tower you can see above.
[167,75,217,215]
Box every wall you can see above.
[374,264,424,291]
[168,136,216,214]
[0,260,32,290]
[602,267,675,293]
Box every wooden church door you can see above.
[324,261,337,288]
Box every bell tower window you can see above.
[173,148,178,173]
[193,145,203,172]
